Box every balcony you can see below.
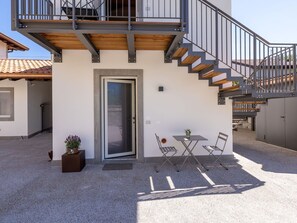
[11,0,188,62]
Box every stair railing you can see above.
[246,45,297,96]
[184,0,297,95]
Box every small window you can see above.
[0,88,14,121]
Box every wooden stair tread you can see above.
[202,71,222,79]
[181,55,200,65]
[172,48,188,59]
[233,108,260,111]
[220,85,240,92]
[212,79,230,85]
[234,101,266,104]
[192,63,211,72]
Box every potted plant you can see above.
[185,129,191,138]
[65,135,81,154]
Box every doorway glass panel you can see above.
[105,80,135,158]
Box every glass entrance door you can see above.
[103,79,136,158]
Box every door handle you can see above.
[280,116,285,119]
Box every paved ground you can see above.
[0,129,297,223]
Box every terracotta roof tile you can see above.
[0,59,52,80]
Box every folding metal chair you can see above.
[202,132,229,170]
[155,134,179,172]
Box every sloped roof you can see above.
[0,33,29,51]
[0,59,52,80]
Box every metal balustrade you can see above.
[185,0,297,96]
[248,45,297,97]
[12,0,297,97]
[13,0,182,22]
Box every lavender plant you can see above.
[65,135,81,149]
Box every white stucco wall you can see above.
[0,79,28,136]
[52,50,232,160]
[0,41,8,59]
[28,81,52,135]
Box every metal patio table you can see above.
[173,135,208,171]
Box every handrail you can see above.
[185,0,297,96]
[196,0,296,46]
[247,47,293,82]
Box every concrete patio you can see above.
[0,129,297,223]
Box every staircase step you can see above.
[234,101,266,105]
[181,55,200,65]
[172,48,188,59]
[201,71,222,79]
[220,85,240,92]
[193,64,212,72]
[233,107,260,111]
[212,79,230,85]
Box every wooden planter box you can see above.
[62,150,85,172]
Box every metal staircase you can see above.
[170,0,297,105]
[11,0,297,105]
[232,99,266,118]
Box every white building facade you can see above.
[51,0,233,161]
[52,49,233,161]
[10,0,235,161]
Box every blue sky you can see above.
[1,0,297,59]
[232,0,297,43]
[0,0,50,59]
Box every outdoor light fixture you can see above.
[158,86,164,92]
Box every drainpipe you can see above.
[40,103,49,132]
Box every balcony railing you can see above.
[12,0,186,24]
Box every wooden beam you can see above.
[0,74,52,80]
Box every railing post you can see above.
[253,34,257,90]
[72,0,76,29]
[180,0,188,33]
[215,8,219,62]
[180,0,184,31]
[293,44,297,91]
[11,0,19,30]
[128,0,131,31]
[34,0,38,19]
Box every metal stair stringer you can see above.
[171,42,253,104]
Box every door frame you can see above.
[94,69,144,163]
[103,78,136,159]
